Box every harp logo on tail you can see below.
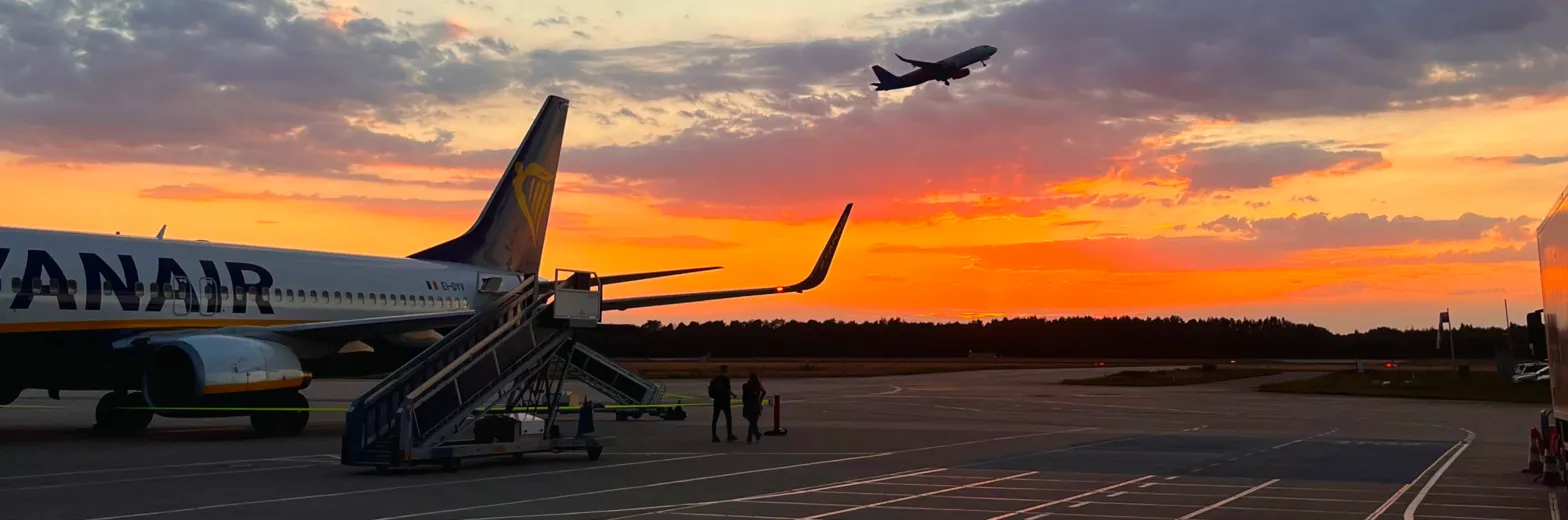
[511,161,556,248]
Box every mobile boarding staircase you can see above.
[565,342,688,421]
[341,270,612,473]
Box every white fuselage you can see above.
[0,226,519,352]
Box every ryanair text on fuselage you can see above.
[1,248,277,314]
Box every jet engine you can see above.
[142,334,311,418]
[951,68,971,79]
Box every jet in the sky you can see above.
[0,95,853,435]
[870,45,998,91]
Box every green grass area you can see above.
[623,360,1091,379]
[1257,369,1550,404]
[1060,367,1282,387]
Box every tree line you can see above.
[304,315,1546,378]
[574,316,1546,361]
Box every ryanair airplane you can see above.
[0,95,852,435]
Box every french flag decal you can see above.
[426,281,439,290]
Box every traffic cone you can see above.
[1525,427,1544,474]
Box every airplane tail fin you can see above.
[871,65,898,85]
[408,95,570,275]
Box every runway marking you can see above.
[959,434,1151,468]
[1106,491,1127,497]
[795,471,1041,519]
[871,386,903,395]
[1067,502,1090,508]
[1023,515,1049,520]
[1175,478,1278,520]
[467,468,944,520]
[857,394,1229,416]
[1403,429,1475,520]
[0,464,314,493]
[78,454,720,520]
[982,475,1154,519]
[935,405,983,412]
[672,513,788,520]
[1185,427,1338,475]
[1549,490,1559,520]
[0,453,338,481]
[375,429,1103,520]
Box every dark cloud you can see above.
[0,0,521,180]
[138,183,487,221]
[565,90,1178,210]
[557,0,1566,213]
[5,0,1566,218]
[1175,142,1387,191]
[534,16,570,27]
[1463,153,1568,166]
[1199,212,1521,249]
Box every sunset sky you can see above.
[3,0,1567,333]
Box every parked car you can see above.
[1515,365,1550,383]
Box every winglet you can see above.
[783,202,852,292]
[598,203,854,311]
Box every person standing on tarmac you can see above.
[742,373,767,443]
[708,365,738,442]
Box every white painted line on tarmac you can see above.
[1549,490,1560,520]
[0,453,338,481]
[80,454,721,520]
[1403,429,1475,520]
[798,471,1041,519]
[467,468,944,520]
[983,475,1155,520]
[1,464,314,493]
[462,428,1101,520]
[1366,436,1467,520]
[379,453,902,520]
[1176,478,1279,520]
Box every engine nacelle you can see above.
[952,68,971,79]
[143,335,311,417]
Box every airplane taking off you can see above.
[871,45,998,91]
[0,95,853,435]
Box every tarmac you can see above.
[0,366,1561,520]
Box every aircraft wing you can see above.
[896,53,943,70]
[596,266,723,285]
[600,203,852,311]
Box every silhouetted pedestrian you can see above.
[708,365,737,442]
[742,373,767,443]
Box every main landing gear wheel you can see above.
[250,391,310,436]
[94,391,153,435]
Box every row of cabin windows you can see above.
[5,278,471,310]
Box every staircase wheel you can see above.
[587,446,603,461]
